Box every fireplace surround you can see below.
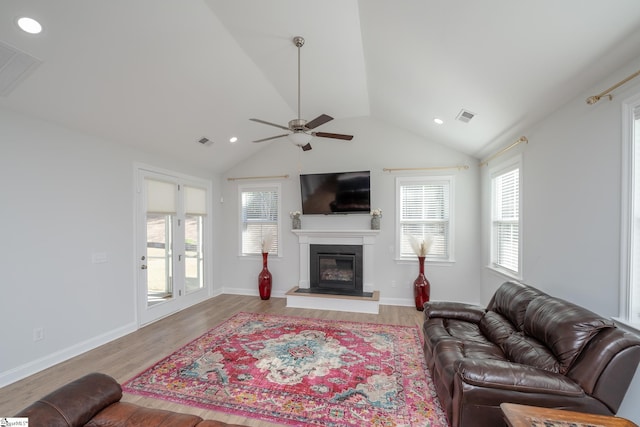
[291,229,378,294]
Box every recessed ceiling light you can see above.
[17,17,42,34]
[433,118,444,125]
[229,136,238,143]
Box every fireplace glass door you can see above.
[310,244,363,295]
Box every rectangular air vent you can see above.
[456,109,476,123]
[198,137,214,146]
[0,41,42,97]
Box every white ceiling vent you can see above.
[198,137,214,146]
[456,109,476,123]
[0,41,42,97]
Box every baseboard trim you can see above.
[0,321,137,388]
[379,297,415,307]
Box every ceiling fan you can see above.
[250,36,354,151]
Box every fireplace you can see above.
[291,229,378,298]
[309,244,368,296]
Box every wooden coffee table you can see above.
[500,403,638,427]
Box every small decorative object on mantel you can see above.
[258,231,274,300]
[290,211,301,230]
[408,234,434,311]
[370,208,382,230]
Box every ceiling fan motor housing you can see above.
[289,118,307,131]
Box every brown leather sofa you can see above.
[16,372,249,426]
[423,281,640,427]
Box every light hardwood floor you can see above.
[0,294,425,426]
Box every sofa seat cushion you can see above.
[454,359,584,396]
[502,333,560,373]
[431,336,506,399]
[424,317,492,357]
[523,296,614,374]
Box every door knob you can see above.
[141,265,147,270]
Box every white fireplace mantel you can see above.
[292,229,379,291]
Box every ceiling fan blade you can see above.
[253,134,289,143]
[301,143,312,151]
[305,114,333,130]
[250,118,290,131]
[312,132,354,141]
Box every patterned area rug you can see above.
[123,312,447,426]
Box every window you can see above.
[621,95,640,327]
[397,176,453,261]
[490,160,521,277]
[239,183,281,256]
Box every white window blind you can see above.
[145,179,176,214]
[492,166,520,275]
[240,185,280,255]
[185,185,207,215]
[398,177,451,260]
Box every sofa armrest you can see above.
[15,373,122,427]
[424,301,486,323]
[454,359,584,397]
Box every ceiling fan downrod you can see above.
[294,36,304,123]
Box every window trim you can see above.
[238,182,282,258]
[395,175,455,263]
[619,92,640,330]
[489,156,522,279]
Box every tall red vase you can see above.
[414,256,430,311]
[258,252,272,300]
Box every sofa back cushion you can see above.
[479,311,517,345]
[523,296,614,374]
[16,373,122,427]
[488,282,547,331]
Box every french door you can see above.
[136,167,210,325]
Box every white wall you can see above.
[0,107,221,386]
[220,116,482,306]
[480,56,640,422]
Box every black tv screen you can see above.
[300,171,371,215]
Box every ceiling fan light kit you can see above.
[250,36,353,151]
[288,132,312,145]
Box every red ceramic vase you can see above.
[258,252,272,300]
[414,256,430,311]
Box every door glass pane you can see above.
[185,214,204,294]
[147,213,173,306]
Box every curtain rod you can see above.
[479,136,528,167]
[586,68,640,105]
[227,174,289,181]
[383,165,469,173]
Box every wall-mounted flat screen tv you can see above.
[300,170,371,215]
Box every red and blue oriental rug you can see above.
[123,312,447,426]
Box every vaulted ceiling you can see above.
[2,1,640,173]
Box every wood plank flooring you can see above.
[0,295,424,426]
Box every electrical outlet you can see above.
[33,327,44,342]
[92,252,108,264]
